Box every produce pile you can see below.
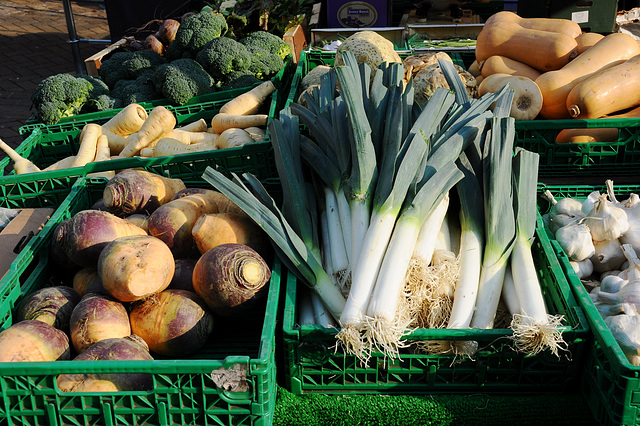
[201,31,567,361]
[470,11,640,142]
[542,182,640,366]
[29,6,292,125]
[1,80,275,175]
[0,168,272,390]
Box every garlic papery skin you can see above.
[582,191,602,216]
[620,215,640,254]
[623,194,640,220]
[605,179,624,209]
[591,239,626,273]
[570,258,594,280]
[585,194,630,241]
[596,302,635,318]
[590,286,600,302]
[597,280,640,310]
[555,221,596,262]
[619,243,640,282]
[543,190,583,218]
[550,213,583,235]
[600,274,627,294]
[605,313,640,366]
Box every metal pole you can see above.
[61,0,85,75]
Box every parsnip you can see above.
[118,106,176,158]
[210,113,268,134]
[71,123,101,168]
[0,137,41,174]
[219,80,275,115]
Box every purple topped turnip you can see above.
[15,286,81,330]
[70,293,131,354]
[0,320,70,362]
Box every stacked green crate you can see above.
[0,176,281,425]
[282,214,588,394]
[538,183,640,426]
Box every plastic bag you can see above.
[0,207,19,230]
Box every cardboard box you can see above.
[0,208,54,280]
[326,0,391,28]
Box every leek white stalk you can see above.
[310,291,338,328]
[501,264,520,316]
[365,163,464,357]
[413,195,450,267]
[447,153,484,330]
[470,116,517,330]
[324,188,349,275]
[299,289,316,325]
[509,148,565,356]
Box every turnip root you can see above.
[0,320,70,362]
[70,293,131,354]
[102,103,148,137]
[103,169,186,215]
[129,289,214,356]
[98,235,175,302]
[73,267,106,296]
[148,189,244,257]
[192,243,271,317]
[57,335,153,392]
[216,128,256,149]
[50,219,78,269]
[210,113,268,134]
[220,81,275,115]
[71,123,101,168]
[118,106,176,158]
[53,209,147,268]
[172,187,211,200]
[169,258,197,292]
[125,214,149,232]
[192,212,267,255]
[15,286,81,330]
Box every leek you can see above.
[509,147,566,356]
[469,115,517,330]
[447,152,484,330]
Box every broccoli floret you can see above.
[99,50,167,88]
[31,73,93,124]
[240,31,291,60]
[84,94,122,112]
[165,10,228,61]
[77,75,110,98]
[246,45,285,80]
[196,36,252,82]
[218,71,260,91]
[154,58,215,105]
[112,70,160,105]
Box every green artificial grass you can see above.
[274,386,599,426]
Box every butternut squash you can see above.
[555,128,619,144]
[467,59,483,77]
[567,54,640,119]
[480,56,541,81]
[575,32,605,55]
[478,73,543,120]
[535,33,640,119]
[476,20,579,72]
[485,11,582,39]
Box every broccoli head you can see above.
[240,31,291,60]
[196,36,252,82]
[112,70,160,106]
[99,50,167,88]
[165,10,228,61]
[246,45,285,80]
[84,94,122,113]
[218,71,261,91]
[154,58,215,105]
[31,73,93,124]
[77,75,110,99]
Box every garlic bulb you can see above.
[601,270,622,281]
[600,274,627,294]
[619,244,640,282]
[570,258,593,280]
[550,213,582,235]
[555,221,596,262]
[596,302,634,318]
[605,179,624,208]
[620,214,640,253]
[590,286,600,302]
[591,239,626,273]
[582,190,602,216]
[585,194,630,241]
[543,190,583,218]
[598,280,640,310]
[605,313,640,366]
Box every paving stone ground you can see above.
[0,0,111,151]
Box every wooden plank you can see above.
[84,38,128,76]
[283,24,307,63]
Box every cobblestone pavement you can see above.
[0,0,111,151]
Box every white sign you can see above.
[572,10,589,24]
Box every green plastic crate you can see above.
[518,0,618,34]
[515,118,640,178]
[537,183,640,426]
[0,176,281,426]
[282,215,589,394]
[19,58,295,137]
